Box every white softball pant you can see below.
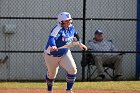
[44,50,77,79]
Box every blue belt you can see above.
[47,54,62,57]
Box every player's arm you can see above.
[74,33,81,42]
[49,36,56,47]
[48,36,58,51]
[74,33,87,51]
[48,28,59,51]
[48,25,62,51]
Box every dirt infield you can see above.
[0,88,140,93]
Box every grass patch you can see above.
[0,81,140,91]
[74,81,140,91]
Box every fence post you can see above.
[136,0,140,80]
[81,0,86,81]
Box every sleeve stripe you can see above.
[51,25,62,37]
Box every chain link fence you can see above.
[0,0,139,81]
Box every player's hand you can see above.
[50,46,58,51]
[79,43,88,51]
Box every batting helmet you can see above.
[57,12,72,23]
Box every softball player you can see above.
[44,12,87,93]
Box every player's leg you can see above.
[44,54,60,92]
[60,50,77,92]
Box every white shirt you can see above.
[88,39,118,56]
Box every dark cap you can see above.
[94,30,103,35]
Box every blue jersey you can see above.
[45,24,79,56]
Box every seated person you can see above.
[88,30,123,80]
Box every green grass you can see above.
[0,81,140,91]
